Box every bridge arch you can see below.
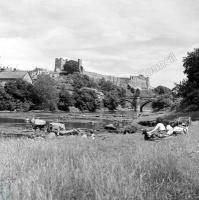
[123,99,135,109]
[123,96,158,112]
[140,100,154,112]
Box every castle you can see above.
[55,58,83,73]
[54,57,151,90]
[84,71,150,90]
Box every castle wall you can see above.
[84,71,150,90]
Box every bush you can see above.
[69,106,80,113]
[123,125,138,134]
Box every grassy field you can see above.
[1,122,199,200]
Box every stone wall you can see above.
[84,71,151,90]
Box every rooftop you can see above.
[0,71,29,79]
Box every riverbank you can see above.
[0,110,197,136]
[0,111,165,136]
[1,120,199,199]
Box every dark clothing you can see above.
[33,124,46,130]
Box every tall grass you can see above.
[1,124,199,200]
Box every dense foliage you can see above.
[72,73,98,91]
[151,86,174,111]
[57,85,75,111]
[34,74,58,111]
[62,60,80,75]
[174,48,199,110]
[152,94,174,111]
[98,78,126,110]
[74,88,101,111]
[153,85,172,95]
[2,80,37,111]
[0,73,128,112]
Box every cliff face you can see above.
[84,71,150,90]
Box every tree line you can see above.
[0,73,128,112]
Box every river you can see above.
[0,110,152,130]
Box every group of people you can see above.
[30,116,65,136]
[29,116,96,139]
[143,118,189,140]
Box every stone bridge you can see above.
[124,95,158,112]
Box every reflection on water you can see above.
[0,118,25,123]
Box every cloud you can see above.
[0,0,198,88]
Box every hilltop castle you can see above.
[54,58,151,90]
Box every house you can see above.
[0,71,33,86]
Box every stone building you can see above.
[0,71,32,86]
[54,57,69,72]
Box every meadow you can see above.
[1,122,199,200]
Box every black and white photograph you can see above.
[0,0,199,199]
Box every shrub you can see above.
[123,125,138,134]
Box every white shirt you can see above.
[166,125,173,135]
[148,123,166,134]
[31,118,46,126]
[174,126,184,132]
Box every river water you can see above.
[0,110,151,130]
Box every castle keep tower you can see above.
[78,59,84,74]
[54,57,68,72]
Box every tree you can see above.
[74,88,101,111]
[72,73,98,91]
[183,48,199,87]
[58,85,75,111]
[0,87,14,110]
[4,79,36,111]
[116,87,126,107]
[63,60,80,75]
[175,48,199,110]
[152,94,173,111]
[98,78,127,109]
[154,86,172,95]
[103,90,120,110]
[33,74,58,111]
[135,88,140,96]
[98,78,115,91]
[131,87,135,93]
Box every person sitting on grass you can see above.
[164,120,174,136]
[143,118,166,139]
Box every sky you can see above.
[0,0,198,88]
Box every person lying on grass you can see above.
[144,118,166,138]
[164,120,174,136]
[171,121,189,135]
